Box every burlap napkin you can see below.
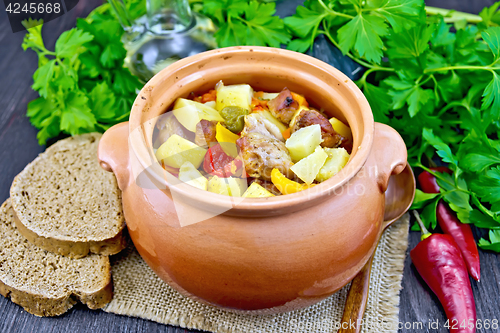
[104,214,409,333]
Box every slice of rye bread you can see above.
[0,199,113,317]
[10,133,126,259]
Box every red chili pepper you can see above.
[203,144,244,178]
[417,167,452,193]
[418,168,480,281]
[411,212,476,333]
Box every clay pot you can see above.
[98,46,415,314]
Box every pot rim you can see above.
[128,46,374,213]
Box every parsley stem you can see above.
[425,65,498,73]
[425,6,483,24]
[357,66,394,86]
[414,163,456,188]
[437,101,468,117]
[471,195,497,219]
[318,0,354,19]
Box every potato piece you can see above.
[291,146,328,185]
[329,117,352,141]
[173,98,225,132]
[208,176,247,197]
[178,161,208,191]
[253,109,287,133]
[242,182,275,198]
[285,124,322,162]
[204,101,216,109]
[260,92,279,100]
[156,134,207,168]
[216,81,253,112]
[315,147,350,182]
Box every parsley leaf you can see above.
[423,128,458,167]
[481,72,500,118]
[284,6,326,40]
[55,28,93,58]
[410,189,439,209]
[338,14,388,63]
[461,153,500,172]
[367,0,422,33]
[60,91,96,133]
[479,230,500,251]
[205,0,290,48]
[481,26,500,60]
[31,60,56,98]
[471,166,500,206]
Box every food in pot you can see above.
[154,81,353,197]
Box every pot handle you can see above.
[370,122,407,193]
[98,121,131,191]
[369,123,415,228]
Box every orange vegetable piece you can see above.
[282,127,291,140]
[201,89,217,103]
[291,92,309,108]
[271,169,315,195]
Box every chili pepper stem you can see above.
[413,210,432,241]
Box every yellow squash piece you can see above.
[215,122,240,157]
[178,161,208,191]
[216,81,254,112]
[290,146,328,185]
[315,147,350,182]
[173,98,225,132]
[216,122,239,144]
[285,124,322,162]
[271,169,313,195]
[242,182,275,198]
[156,134,207,169]
[329,117,352,141]
[208,176,247,197]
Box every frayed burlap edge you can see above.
[361,213,409,332]
[104,214,409,333]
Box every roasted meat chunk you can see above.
[154,113,192,148]
[236,133,294,181]
[291,109,345,148]
[267,87,299,124]
[241,113,284,141]
[195,119,218,147]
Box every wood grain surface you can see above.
[0,1,498,332]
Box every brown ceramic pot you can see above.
[98,46,415,314]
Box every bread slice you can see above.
[10,133,126,258]
[0,199,113,316]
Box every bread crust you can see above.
[10,133,126,258]
[13,211,127,259]
[0,199,113,317]
[0,278,113,317]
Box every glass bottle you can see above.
[109,0,217,82]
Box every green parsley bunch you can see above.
[22,0,145,145]
[285,0,500,250]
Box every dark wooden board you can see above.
[0,1,498,332]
